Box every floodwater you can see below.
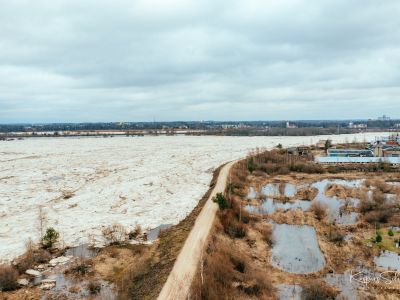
[246,179,361,225]
[374,250,400,271]
[147,224,172,241]
[277,284,302,300]
[65,243,98,259]
[324,271,359,300]
[261,183,298,198]
[311,179,361,224]
[271,224,326,274]
[245,199,311,214]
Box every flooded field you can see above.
[245,198,311,214]
[271,224,326,274]
[247,179,363,224]
[0,133,385,261]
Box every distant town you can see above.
[1,115,399,139]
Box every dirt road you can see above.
[157,160,237,300]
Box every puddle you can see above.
[324,271,359,300]
[65,243,98,259]
[271,224,326,274]
[245,199,311,214]
[247,187,257,199]
[261,183,297,198]
[247,179,365,223]
[41,276,116,300]
[147,224,172,241]
[277,284,302,300]
[311,180,360,224]
[37,262,116,300]
[374,250,400,271]
[336,212,358,225]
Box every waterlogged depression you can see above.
[0,133,383,261]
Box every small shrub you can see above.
[365,210,391,224]
[247,157,256,173]
[388,229,394,236]
[219,210,247,239]
[42,227,59,249]
[129,224,142,240]
[259,225,274,246]
[68,261,91,275]
[0,264,18,291]
[213,193,229,210]
[15,246,51,273]
[329,229,345,245]
[310,202,327,221]
[375,234,383,243]
[231,256,246,273]
[87,281,101,295]
[359,199,376,213]
[102,223,127,245]
[302,280,336,300]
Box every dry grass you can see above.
[102,223,127,246]
[14,240,51,274]
[66,259,92,276]
[258,224,274,246]
[87,281,101,295]
[190,236,274,300]
[0,264,19,292]
[309,202,327,221]
[301,280,337,300]
[328,228,345,245]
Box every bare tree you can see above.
[38,205,47,239]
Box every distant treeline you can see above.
[189,127,355,136]
[0,120,398,135]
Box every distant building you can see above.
[316,156,400,165]
[378,115,391,121]
[286,122,297,129]
[383,148,400,157]
[288,146,311,156]
[316,140,328,150]
[348,122,367,129]
[327,149,373,157]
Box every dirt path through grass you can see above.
[157,160,237,300]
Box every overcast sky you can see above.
[1,0,399,123]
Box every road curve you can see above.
[158,160,237,300]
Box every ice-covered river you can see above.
[0,133,385,261]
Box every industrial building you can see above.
[327,149,373,157]
[317,134,400,164]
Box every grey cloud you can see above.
[0,0,399,122]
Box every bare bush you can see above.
[0,264,18,291]
[66,259,92,276]
[218,208,247,239]
[301,280,337,300]
[359,199,377,213]
[310,202,328,221]
[239,270,274,297]
[259,224,274,246]
[87,281,101,295]
[375,181,393,194]
[102,223,127,245]
[14,240,51,273]
[364,210,392,224]
[129,224,142,240]
[328,229,345,245]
